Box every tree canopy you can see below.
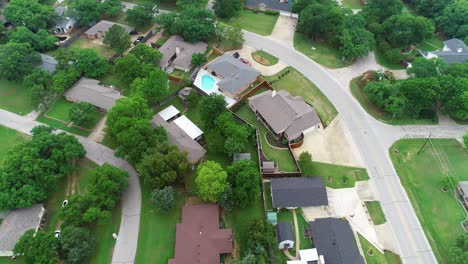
[0,42,40,81]
[4,0,56,32]
[69,0,102,26]
[407,57,448,78]
[296,0,344,40]
[436,0,468,43]
[213,0,243,19]
[132,43,162,64]
[69,102,96,126]
[130,68,169,105]
[103,24,131,55]
[150,186,177,212]
[199,94,226,128]
[55,48,110,78]
[25,69,54,108]
[227,161,260,208]
[380,15,434,48]
[339,14,375,60]
[214,112,250,156]
[13,230,58,264]
[176,0,206,9]
[58,226,96,264]
[196,161,229,202]
[8,27,57,52]
[361,0,403,23]
[191,53,207,67]
[126,2,155,28]
[448,233,468,264]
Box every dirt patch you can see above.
[253,53,271,66]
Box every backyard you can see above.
[69,37,116,59]
[277,209,314,252]
[222,10,278,36]
[358,234,402,264]
[390,139,468,263]
[350,78,438,125]
[300,159,369,188]
[0,79,35,115]
[0,125,29,164]
[264,67,338,126]
[365,201,386,225]
[293,33,351,68]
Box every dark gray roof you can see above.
[207,54,260,96]
[151,114,206,164]
[55,5,67,16]
[246,0,292,12]
[249,90,321,140]
[459,181,468,194]
[431,51,468,65]
[309,218,365,264]
[64,77,125,110]
[276,221,294,242]
[37,54,58,73]
[444,38,468,53]
[158,35,208,69]
[270,177,328,208]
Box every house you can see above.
[277,221,294,250]
[54,5,76,34]
[152,113,206,164]
[85,20,134,40]
[0,204,45,257]
[168,204,233,264]
[421,38,468,65]
[249,90,321,142]
[64,77,125,111]
[245,0,292,12]
[37,54,58,73]
[457,181,468,208]
[270,177,328,209]
[309,218,365,264]
[202,53,260,100]
[159,35,208,72]
[286,248,320,264]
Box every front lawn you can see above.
[69,37,115,59]
[350,78,437,125]
[45,98,77,123]
[365,201,386,225]
[222,10,278,36]
[293,33,351,68]
[358,234,402,264]
[390,139,468,264]
[342,0,363,9]
[0,125,29,164]
[252,50,279,66]
[264,67,338,125]
[0,79,35,115]
[300,160,369,188]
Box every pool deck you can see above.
[193,68,236,107]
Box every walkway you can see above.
[0,109,141,264]
[269,15,297,47]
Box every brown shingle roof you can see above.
[64,77,125,110]
[158,35,208,70]
[169,204,233,264]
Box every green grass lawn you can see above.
[0,79,35,115]
[135,184,185,264]
[252,50,279,66]
[342,0,363,9]
[264,67,338,125]
[374,48,406,70]
[263,181,273,211]
[350,78,438,125]
[277,209,313,252]
[358,234,402,264]
[293,33,351,68]
[0,258,27,264]
[69,37,116,59]
[222,10,278,36]
[417,36,445,52]
[101,133,118,149]
[45,98,77,123]
[300,160,369,188]
[0,125,29,164]
[365,201,386,225]
[390,139,468,263]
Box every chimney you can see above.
[458,47,463,53]
[176,47,180,56]
[272,90,276,97]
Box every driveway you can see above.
[270,15,297,47]
[226,45,287,76]
[0,109,141,264]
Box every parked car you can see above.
[240,58,252,66]
[54,230,61,238]
[233,52,240,59]
[133,36,144,45]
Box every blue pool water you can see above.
[201,74,216,92]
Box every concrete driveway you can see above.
[227,45,287,76]
[270,16,297,47]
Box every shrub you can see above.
[383,48,402,64]
[264,10,279,16]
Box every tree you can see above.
[103,24,131,55]
[69,0,102,26]
[125,2,155,28]
[0,42,40,81]
[137,144,189,189]
[436,0,468,43]
[412,0,451,18]
[56,48,110,78]
[101,0,123,17]
[217,23,245,50]
[339,15,375,60]
[51,67,81,93]
[69,102,96,126]
[130,68,169,105]
[199,94,226,128]
[214,112,249,156]
[439,76,468,121]
[298,151,313,171]
[132,43,162,64]
[219,185,235,211]
[176,0,206,9]
[24,69,53,107]
[8,26,57,52]
[363,80,405,117]
[227,161,260,208]
[13,230,58,264]
[448,233,468,264]
[195,161,229,202]
[114,54,156,83]
[58,226,96,264]
[446,62,468,78]
[191,53,207,67]
[106,96,153,137]
[396,78,438,115]
[296,1,344,40]
[213,0,242,19]
[245,219,276,261]
[362,0,403,23]
[381,15,434,48]
[150,186,176,211]
[230,254,257,264]
[464,133,468,149]
[4,0,56,32]
[407,57,448,78]
[383,48,403,64]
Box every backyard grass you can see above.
[252,50,279,66]
[69,37,115,59]
[374,48,406,70]
[358,234,402,264]
[135,184,185,264]
[263,181,273,211]
[390,139,468,264]
[365,201,386,225]
[222,10,278,36]
[277,209,313,251]
[0,125,29,164]
[0,79,35,115]
[300,160,369,188]
[350,78,438,125]
[98,72,131,93]
[342,0,363,9]
[294,33,351,68]
[417,36,445,52]
[0,258,26,264]
[264,67,338,125]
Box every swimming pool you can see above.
[201,74,216,92]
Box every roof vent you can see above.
[272,90,276,97]
[458,48,463,53]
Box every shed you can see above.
[262,161,277,173]
[233,153,251,163]
[173,115,203,140]
[276,221,294,250]
[158,105,180,121]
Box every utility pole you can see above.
[417,133,432,155]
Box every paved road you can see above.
[0,109,140,264]
[244,31,467,264]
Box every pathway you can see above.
[269,15,297,48]
[88,114,108,143]
[0,109,141,264]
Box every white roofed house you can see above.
[54,5,76,35]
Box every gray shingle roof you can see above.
[270,177,328,208]
[37,54,58,73]
[0,204,44,254]
[444,38,468,53]
[85,20,134,36]
[245,0,292,12]
[159,35,208,70]
[151,114,206,164]
[249,90,321,140]
[459,181,468,195]
[207,54,260,96]
[277,221,294,243]
[64,77,125,110]
[309,218,365,264]
[431,51,468,65]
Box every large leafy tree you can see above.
[69,0,102,26]
[227,161,260,208]
[101,0,123,17]
[296,0,344,40]
[381,15,434,48]
[436,0,468,43]
[407,57,448,78]
[114,54,156,83]
[150,186,177,212]
[363,80,405,117]
[446,62,468,78]
[199,94,226,128]
[213,0,242,19]
[338,14,375,60]
[195,161,229,202]
[439,76,468,121]
[448,233,468,264]
[24,69,53,108]
[4,0,56,32]
[245,219,276,262]
[8,26,57,52]
[103,24,131,55]
[69,102,96,126]
[132,43,162,64]
[214,112,249,156]
[13,230,58,264]
[106,96,153,137]
[412,0,451,18]
[126,2,155,28]
[51,67,81,93]
[58,226,96,264]
[361,0,403,23]
[0,42,40,81]
[217,23,245,50]
[56,48,110,78]
[130,68,168,105]
[396,78,439,116]
[176,0,206,9]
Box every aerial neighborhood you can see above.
[0,0,467,264]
